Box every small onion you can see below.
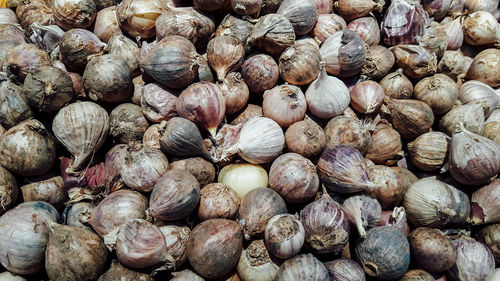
[263,84,307,128]
[5,44,51,82]
[45,223,108,281]
[59,29,106,72]
[342,195,382,238]
[159,117,211,159]
[381,0,428,45]
[408,227,457,273]
[367,165,405,210]
[52,0,96,30]
[109,103,148,144]
[93,6,120,43]
[471,180,500,224]
[347,16,380,46]
[284,118,326,158]
[241,53,279,95]
[365,121,403,165]
[459,80,500,118]
[218,163,268,198]
[247,14,296,57]
[176,81,225,137]
[390,45,438,79]
[141,36,201,89]
[380,70,414,99]
[361,45,395,80]
[300,193,350,254]
[467,49,500,87]
[324,116,372,154]
[207,35,245,81]
[21,176,66,208]
[318,145,376,193]
[187,219,243,279]
[239,187,287,239]
[447,238,495,281]
[437,50,473,81]
[198,183,240,221]
[98,260,153,281]
[279,40,321,86]
[320,30,366,78]
[237,240,279,281]
[277,0,318,35]
[408,131,451,171]
[149,169,200,221]
[462,11,500,47]
[323,259,365,281]
[350,81,385,114]
[275,255,330,281]
[116,0,162,39]
[477,224,500,264]
[0,166,17,215]
[0,119,56,177]
[440,104,485,136]
[215,15,254,54]
[264,214,305,259]
[89,189,148,238]
[414,73,458,115]
[219,72,250,115]
[140,83,177,123]
[268,153,319,203]
[385,98,435,140]
[0,202,59,274]
[310,13,346,45]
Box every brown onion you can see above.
[361,45,395,80]
[0,119,56,177]
[268,153,319,203]
[459,80,500,118]
[440,104,485,136]
[59,29,106,72]
[324,259,365,281]
[414,73,458,115]
[198,183,240,221]
[320,30,366,78]
[21,176,66,208]
[169,157,215,187]
[89,189,148,238]
[116,0,162,39]
[437,50,473,81]
[109,103,148,144]
[275,254,329,281]
[187,219,243,279]
[350,81,385,114]
[149,169,200,221]
[391,45,437,79]
[471,180,500,224]
[448,238,495,281]
[0,166,17,215]
[367,165,405,210]
[5,44,51,82]
[310,13,346,44]
[342,195,382,238]
[347,16,380,46]
[247,14,295,57]
[408,131,450,172]
[264,214,305,259]
[239,187,287,240]
[156,7,215,50]
[365,121,403,165]
[219,72,250,115]
[324,116,372,154]
[241,53,279,94]
[409,227,457,273]
[53,0,96,30]
[262,84,307,128]
[279,40,320,86]
[380,69,414,99]
[466,49,500,87]
[207,36,245,81]
[107,33,140,74]
[230,0,262,16]
[386,98,435,140]
[0,81,34,129]
[216,15,254,54]
[93,6,120,43]
[141,36,201,89]
[45,223,108,281]
[159,117,211,159]
[300,192,350,254]
[381,0,428,45]
[277,0,318,35]
[237,239,280,281]
[284,118,326,158]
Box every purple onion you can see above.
[448,238,495,281]
[324,258,365,281]
[422,0,452,20]
[299,193,350,254]
[381,0,429,45]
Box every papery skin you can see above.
[447,238,495,281]
[275,254,329,281]
[277,0,318,35]
[263,85,307,127]
[264,214,305,259]
[324,258,366,281]
[471,180,500,224]
[306,68,350,119]
[381,0,428,45]
[248,14,296,56]
[207,35,245,81]
[320,30,366,78]
[311,13,346,44]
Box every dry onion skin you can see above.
[0,166,17,215]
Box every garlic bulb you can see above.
[93,6,120,43]
[466,49,500,87]
[380,69,413,99]
[305,67,350,119]
[437,50,473,81]
[381,0,428,45]
[462,11,500,46]
[159,117,211,159]
[107,33,141,74]
[391,45,437,79]
[419,22,448,58]
[361,45,395,80]
[464,0,499,13]
[414,73,458,115]
[403,178,457,228]
[263,84,307,128]
[237,240,279,281]
[277,0,318,35]
[285,119,326,158]
[408,132,450,172]
[279,40,321,86]
[471,180,500,224]
[241,53,279,95]
[441,17,463,50]
[448,238,495,281]
[248,14,295,56]
[347,16,381,46]
[140,83,177,123]
[367,165,405,210]
[216,15,254,53]
[350,81,385,114]
[459,80,500,117]
[342,195,382,238]
[275,254,329,281]
[21,176,66,207]
[311,13,346,44]
[53,0,96,30]
[0,81,33,129]
[325,115,372,154]
[264,214,305,259]
[59,29,106,72]
[440,104,485,136]
[320,30,366,78]
[53,102,109,172]
[207,36,245,81]
[386,98,435,140]
[449,124,500,185]
[335,0,383,21]
[365,121,402,165]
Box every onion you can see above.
[198,183,240,221]
[149,169,200,221]
[0,81,33,129]
[45,223,108,280]
[0,166,17,215]
[59,29,106,72]
[347,16,380,46]
[279,40,321,86]
[478,224,500,265]
[284,118,325,158]
[361,45,395,80]
[300,192,350,254]
[463,11,500,47]
[342,195,381,238]
[207,36,245,81]
[141,36,201,89]
[471,180,500,224]
[5,44,51,82]
[53,0,96,30]
[116,0,162,39]
[52,102,109,173]
[414,73,458,115]
[107,33,141,74]
[355,208,410,280]
[98,260,154,281]
[459,80,500,118]
[380,69,413,99]
[447,238,495,281]
[408,227,457,273]
[350,81,385,114]
[268,153,319,203]
[218,163,268,198]
[408,131,451,172]
[241,53,279,95]
[320,30,366,78]
[176,81,225,138]
[381,0,428,45]
[264,214,305,259]
[466,49,500,87]
[237,240,279,281]
[21,176,66,208]
[365,121,403,165]
[385,98,435,140]
[275,254,329,281]
[93,6,120,43]
[140,83,177,123]
[318,145,376,193]
[239,187,287,239]
[159,117,211,159]
[109,103,149,144]
[89,189,148,238]
[247,14,295,57]
[263,84,307,128]
[324,116,371,154]
[0,119,56,177]
[324,259,365,281]
[310,13,346,45]
[187,219,243,279]
[0,201,59,274]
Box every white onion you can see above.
[218,163,268,198]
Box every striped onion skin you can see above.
[381,0,428,46]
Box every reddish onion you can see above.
[263,84,307,128]
[219,72,250,115]
[59,29,106,72]
[310,13,346,45]
[471,180,500,225]
[381,0,428,45]
[241,53,279,95]
[350,81,385,114]
[347,16,380,46]
[324,259,365,281]
[116,0,162,39]
[198,183,240,221]
[408,227,457,273]
[448,238,495,281]
[140,83,177,123]
[93,6,120,43]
